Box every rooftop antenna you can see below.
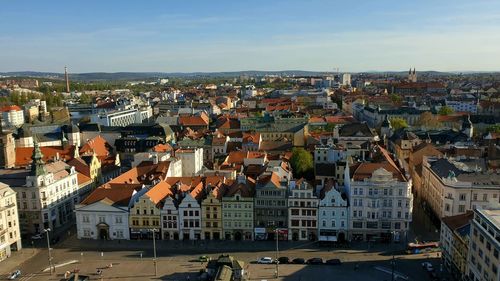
[64,66,70,93]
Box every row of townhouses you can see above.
[75,144,412,243]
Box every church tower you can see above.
[461,115,473,139]
[380,114,393,143]
[408,68,417,83]
[30,137,47,177]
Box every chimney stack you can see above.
[65,66,70,93]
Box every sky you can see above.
[1,0,500,73]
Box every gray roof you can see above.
[430,158,466,178]
[339,122,375,137]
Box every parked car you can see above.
[8,270,21,280]
[292,258,305,264]
[278,257,290,264]
[421,262,434,272]
[307,258,323,265]
[31,234,42,240]
[325,259,342,265]
[257,257,274,264]
[198,256,211,262]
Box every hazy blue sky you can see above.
[1,0,500,72]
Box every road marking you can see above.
[18,273,35,281]
[374,266,409,280]
[42,260,79,272]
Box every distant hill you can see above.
[0,70,496,82]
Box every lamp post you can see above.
[275,228,279,279]
[152,228,158,276]
[44,228,54,274]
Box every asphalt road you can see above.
[2,236,443,281]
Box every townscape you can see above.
[0,68,498,281]
[1,1,500,281]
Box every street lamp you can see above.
[275,228,280,278]
[152,228,158,276]
[43,228,54,274]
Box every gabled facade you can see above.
[178,193,202,240]
[160,196,179,240]
[287,180,319,241]
[318,183,349,243]
[76,199,130,240]
[201,187,223,240]
[222,175,254,241]
[349,164,412,242]
[129,181,170,239]
[254,172,288,240]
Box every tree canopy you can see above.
[290,148,314,180]
[486,124,500,133]
[438,106,454,116]
[417,111,441,129]
[390,117,409,130]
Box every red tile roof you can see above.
[1,105,22,112]
[80,135,110,159]
[77,172,92,186]
[145,181,172,204]
[15,146,76,167]
[81,184,142,206]
[151,143,173,152]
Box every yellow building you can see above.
[129,181,170,239]
[201,185,223,240]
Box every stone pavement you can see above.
[0,247,41,275]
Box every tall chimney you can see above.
[64,66,70,93]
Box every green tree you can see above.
[290,148,314,180]
[417,111,441,129]
[79,93,93,104]
[390,117,409,130]
[390,94,402,104]
[486,124,500,133]
[438,106,454,116]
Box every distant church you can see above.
[408,68,417,83]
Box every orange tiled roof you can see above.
[67,157,91,177]
[257,172,282,188]
[152,143,173,152]
[80,135,110,158]
[145,181,172,204]
[81,184,142,206]
[77,172,92,186]
[1,105,22,112]
[15,146,76,167]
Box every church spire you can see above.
[30,135,47,176]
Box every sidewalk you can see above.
[0,247,41,274]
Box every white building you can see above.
[75,196,132,240]
[90,106,153,127]
[422,156,500,219]
[0,183,22,262]
[445,98,478,114]
[318,183,349,243]
[287,179,319,241]
[349,162,413,242]
[7,141,81,234]
[342,73,351,87]
[178,192,202,240]
[161,196,179,240]
[467,208,500,281]
[1,105,25,129]
[176,148,204,176]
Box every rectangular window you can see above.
[353,222,363,229]
[458,205,465,213]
